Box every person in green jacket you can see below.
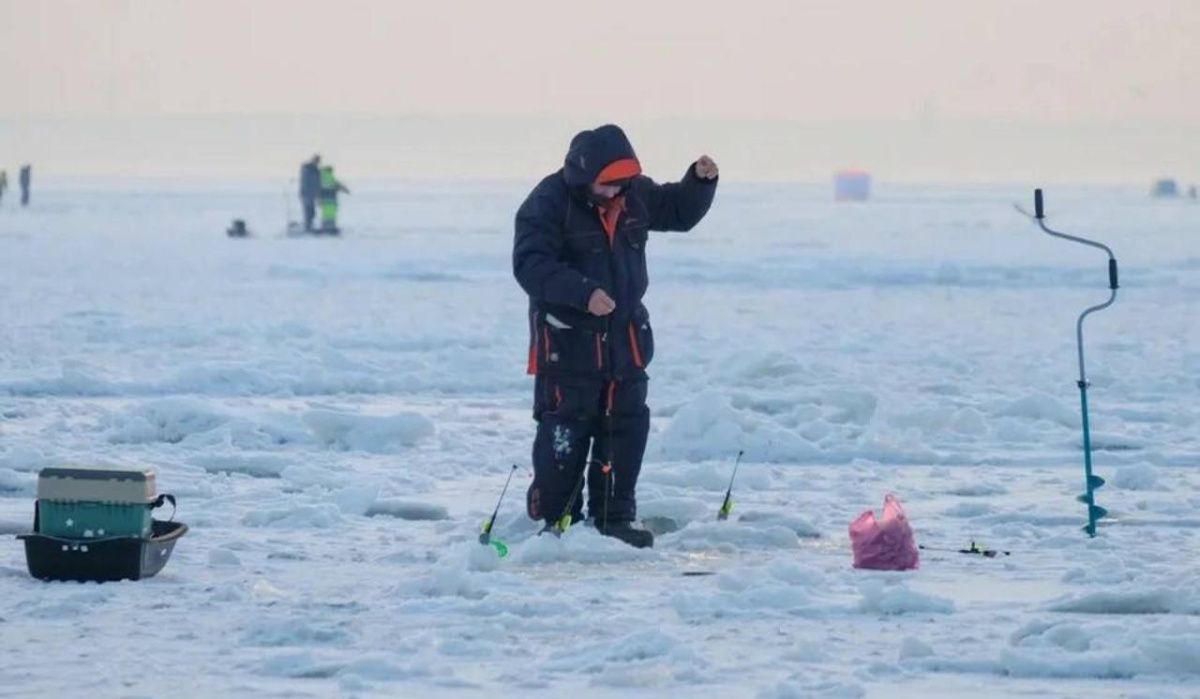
[318,165,350,233]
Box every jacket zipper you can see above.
[596,205,618,378]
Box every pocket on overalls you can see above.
[540,312,605,376]
[628,306,655,370]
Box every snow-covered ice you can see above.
[1,181,1198,697]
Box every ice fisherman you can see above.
[513,124,719,548]
[18,164,31,207]
[0,170,7,204]
[317,164,349,233]
[299,155,321,231]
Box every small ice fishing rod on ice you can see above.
[920,542,1011,558]
[552,462,588,536]
[717,450,745,521]
[479,464,518,557]
[1016,189,1119,537]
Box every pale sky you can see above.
[1,0,1197,181]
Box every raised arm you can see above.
[641,156,719,232]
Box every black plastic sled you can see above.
[18,504,187,583]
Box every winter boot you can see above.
[596,521,654,549]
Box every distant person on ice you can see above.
[513,124,718,548]
[0,169,7,205]
[19,164,31,207]
[317,164,349,233]
[299,155,321,231]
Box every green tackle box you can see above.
[36,466,157,539]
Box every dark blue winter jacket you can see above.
[514,125,717,381]
[299,160,320,198]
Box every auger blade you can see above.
[1089,505,1109,521]
[1088,475,1106,490]
[1076,493,1092,504]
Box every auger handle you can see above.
[1034,189,1044,219]
[1108,259,1119,290]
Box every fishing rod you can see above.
[717,450,745,521]
[479,464,518,557]
[1015,189,1119,537]
[553,461,589,536]
[919,542,1011,558]
[600,463,613,534]
[599,377,616,534]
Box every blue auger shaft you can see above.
[1029,189,1118,537]
[1078,383,1106,536]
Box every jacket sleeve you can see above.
[513,189,600,310]
[642,163,718,232]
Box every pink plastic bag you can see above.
[849,494,920,571]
